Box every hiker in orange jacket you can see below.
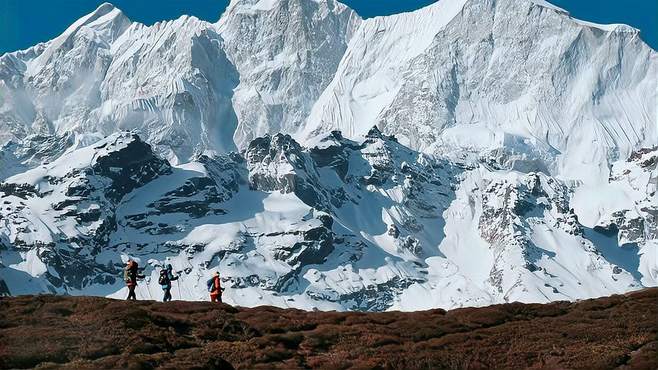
[207,271,224,303]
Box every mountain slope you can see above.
[303,0,657,184]
[0,131,651,311]
[217,0,360,149]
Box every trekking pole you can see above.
[145,276,153,301]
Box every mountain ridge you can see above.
[1,0,655,170]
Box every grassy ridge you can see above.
[0,289,656,369]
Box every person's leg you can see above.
[128,285,136,300]
[164,288,171,302]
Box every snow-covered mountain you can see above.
[1,0,655,172]
[1,129,653,310]
[0,0,656,310]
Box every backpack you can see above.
[159,270,170,286]
[123,267,130,283]
[206,277,215,292]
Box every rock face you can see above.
[216,0,360,148]
[0,133,171,292]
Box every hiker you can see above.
[124,260,145,300]
[159,264,179,302]
[207,271,224,303]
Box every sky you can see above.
[0,0,656,55]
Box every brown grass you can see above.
[0,289,656,369]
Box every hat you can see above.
[213,271,220,277]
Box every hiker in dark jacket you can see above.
[124,260,145,300]
[207,271,224,303]
[159,264,178,302]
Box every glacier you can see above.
[0,0,656,311]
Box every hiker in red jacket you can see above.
[207,271,224,303]
[124,260,145,300]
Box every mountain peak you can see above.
[93,2,118,15]
[70,1,129,31]
[526,0,640,34]
[25,2,130,76]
